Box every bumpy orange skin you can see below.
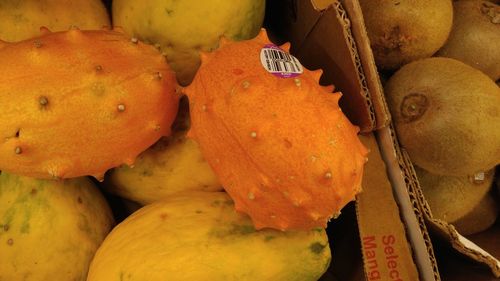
[185,29,369,231]
[0,29,179,179]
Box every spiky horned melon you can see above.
[185,29,369,231]
[0,28,179,179]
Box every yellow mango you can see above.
[112,0,265,85]
[104,131,222,205]
[87,192,331,281]
[0,172,114,281]
[0,0,110,42]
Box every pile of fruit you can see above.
[0,1,369,280]
[359,0,500,235]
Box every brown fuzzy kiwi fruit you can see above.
[453,193,499,235]
[437,0,500,81]
[359,0,453,70]
[385,57,500,176]
[416,167,498,235]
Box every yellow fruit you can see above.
[0,0,110,42]
[359,0,453,70]
[112,0,265,85]
[0,172,115,281]
[87,192,330,281]
[104,131,222,205]
[416,167,497,234]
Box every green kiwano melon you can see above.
[0,172,115,281]
[112,0,266,85]
[87,192,331,281]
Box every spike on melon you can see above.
[280,42,291,52]
[39,26,52,35]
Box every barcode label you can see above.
[260,44,303,78]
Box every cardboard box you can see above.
[403,145,500,278]
[265,1,441,280]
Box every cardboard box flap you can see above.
[356,133,419,281]
[308,0,391,130]
[339,0,391,130]
[265,0,381,133]
[377,125,442,281]
[402,150,500,278]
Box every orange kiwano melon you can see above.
[185,29,369,231]
[0,28,179,179]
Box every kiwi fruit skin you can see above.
[416,166,497,235]
[384,57,500,176]
[437,0,500,81]
[359,0,453,70]
[453,193,499,235]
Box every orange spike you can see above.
[123,157,136,166]
[48,167,65,180]
[39,26,51,35]
[327,92,342,103]
[279,42,291,53]
[310,69,323,82]
[322,85,335,93]
[233,202,244,212]
[67,26,84,39]
[199,51,211,64]
[256,28,269,42]
[93,173,106,182]
[219,35,232,47]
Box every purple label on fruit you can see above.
[260,44,303,78]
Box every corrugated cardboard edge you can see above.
[377,125,441,281]
[281,0,377,132]
[322,1,375,132]
[338,0,391,130]
[356,133,420,281]
[402,149,500,278]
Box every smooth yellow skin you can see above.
[87,192,331,281]
[0,0,110,42]
[105,131,222,205]
[112,0,265,85]
[0,172,115,281]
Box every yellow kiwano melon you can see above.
[87,192,331,281]
[0,172,115,281]
[112,0,265,85]
[104,131,222,205]
[0,0,110,42]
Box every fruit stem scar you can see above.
[294,78,301,86]
[131,37,139,44]
[14,147,22,154]
[117,104,126,112]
